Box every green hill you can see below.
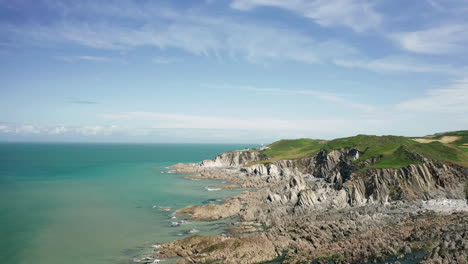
[414,130,468,152]
[251,131,468,168]
[261,138,325,161]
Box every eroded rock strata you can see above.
[155,148,468,264]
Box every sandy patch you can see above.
[412,136,460,144]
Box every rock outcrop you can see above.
[344,162,466,206]
[198,148,467,210]
[200,150,265,168]
[158,146,468,264]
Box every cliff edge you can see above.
[154,132,468,264]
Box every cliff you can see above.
[199,150,265,168]
[158,133,468,264]
[198,147,467,210]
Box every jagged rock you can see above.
[160,147,468,264]
[200,150,265,168]
[234,148,466,209]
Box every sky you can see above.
[0,0,467,143]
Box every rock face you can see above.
[158,147,468,264]
[345,162,466,206]
[200,150,265,168]
[199,148,467,210]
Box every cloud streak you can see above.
[0,118,384,141]
[229,84,375,111]
[333,56,468,75]
[0,124,120,136]
[391,25,468,54]
[230,0,381,32]
[70,100,101,105]
[1,1,356,65]
[100,111,384,134]
[57,55,119,63]
[1,0,465,76]
[396,77,468,114]
[152,56,180,64]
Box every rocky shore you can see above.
[151,148,468,264]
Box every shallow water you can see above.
[0,143,253,264]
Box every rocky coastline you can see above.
[150,148,467,264]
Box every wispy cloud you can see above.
[230,0,382,32]
[0,124,120,136]
[70,100,101,105]
[152,56,180,64]
[333,56,467,75]
[391,25,468,54]
[49,126,68,135]
[222,84,375,111]
[0,125,12,133]
[51,20,352,64]
[57,55,119,63]
[75,125,119,136]
[425,0,468,13]
[396,77,468,114]
[0,117,384,140]
[100,111,383,134]
[15,125,42,134]
[1,1,356,65]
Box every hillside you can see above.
[414,130,468,152]
[252,131,468,168]
[163,131,468,264]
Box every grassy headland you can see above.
[248,131,468,168]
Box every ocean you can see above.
[0,143,253,264]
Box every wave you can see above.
[205,187,221,191]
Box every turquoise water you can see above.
[0,143,253,264]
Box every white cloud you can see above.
[333,56,467,75]
[55,21,352,64]
[100,111,384,133]
[426,0,468,13]
[225,84,375,111]
[75,125,119,136]
[48,126,68,135]
[0,125,12,133]
[0,124,120,136]
[70,99,100,105]
[396,78,468,113]
[15,125,42,134]
[152,56,180,64]
[57,55,118,62]
[1,2,356,65]
[391,25,468,54]
[230,0,381,32]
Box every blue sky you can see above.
[0,0,467,143]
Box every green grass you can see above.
[410,141,460,161]
[324,135,429,169]
[413,130,468,165]
[324,135,410,161]
[248,138,324,165]
[251,131,468,168]
[431,130,468,145]
[364,146,422,169]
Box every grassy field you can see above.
[250,131,468,168]
[421,130,468,152]
[248,139,325,165]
